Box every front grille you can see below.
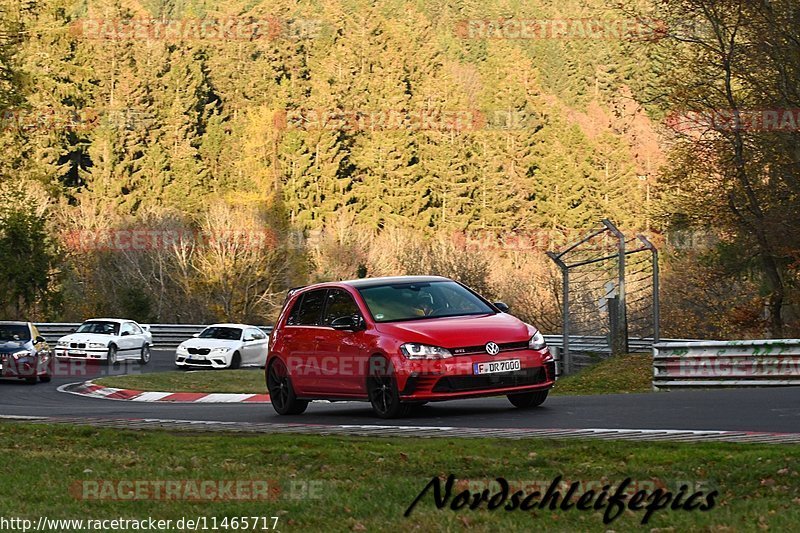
[70,342,86,349]
[187,348,211,355]
[186,358,212,365]
[432,367,546,393]
[450,340,529,356]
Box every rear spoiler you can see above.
[282,286,305,307]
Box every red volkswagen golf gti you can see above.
[266,276,556,418]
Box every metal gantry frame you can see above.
[547,219,660,375]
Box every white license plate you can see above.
[188,356,205,361]
[473,359,521,375]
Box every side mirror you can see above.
[192,333,200,338]
[494,301,510,313]
[330,315,364,331]
[121,331,130,336]
[243,336,255,342]
[35,336,46,344]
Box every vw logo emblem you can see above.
[485,342,500,356]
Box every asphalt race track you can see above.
[1,349,799,434]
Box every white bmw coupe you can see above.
[175,324,269,369]
[55,318,152,364]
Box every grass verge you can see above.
[551,354,653,396]
[0,422,798,531]
[95,369,265,394]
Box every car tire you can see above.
[507,390,549,408]
[140,344,151,365]
[107,345,118,366]
[366,356,410,419]
[230,351,241,370]
[267,359,308,415]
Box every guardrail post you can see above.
[637,234,660,344]
[547,251,571,375]
[603,219,628,355]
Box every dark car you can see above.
[266,276,556,418]
[0,321,53,383]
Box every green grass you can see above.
[552,354,653,396]
[97,355,654,398]
[95,369,266,394]
[0,423,798,532]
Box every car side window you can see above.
[286,298,302,325]
[130,323,143,335]
[323,290,360,326]
[295,290,327,326]
[121,323,134,335]
[244,328,264,341]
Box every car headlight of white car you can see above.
[56,341,68,348]
[88,342,106,349]
[210,347,231,354]
[176,345,188,354]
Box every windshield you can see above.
[358,281,495,323]
[198,327,243,340]
[76,321,120,335]
[0,324,30,342]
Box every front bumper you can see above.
[175,352,231,369]
[1,353,52,378]
[395,349,556,401]
[55,347,109,361]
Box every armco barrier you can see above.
[653,339,800,389]
[34,323,274,348]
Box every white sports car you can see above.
[175,324,269,369]
[55,318,152,364]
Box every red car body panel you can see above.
[268,277,556,403]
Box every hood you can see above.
[179,338,241,349]
[58,333,113,345]
[375,313,533,348]
[0,340,31,354]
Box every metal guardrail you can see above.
[34,326,670,352]
[653,339,800,389]
[34,323,274,348]
[546,335,699,375]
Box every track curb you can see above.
[58,380,271,404]
[3,415,800,444]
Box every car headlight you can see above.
[88,342,106,349]
[400,343,452,360]
[529,331,546,350]
[176,345,188,354]
[56,341,68,348]
[210,347,230,354]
